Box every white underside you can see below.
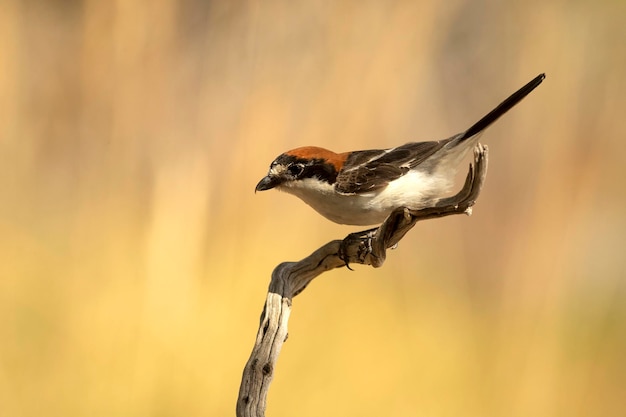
[280,169,456,225]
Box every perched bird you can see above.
[256,74,545,226]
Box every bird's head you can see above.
[255,146,347,192]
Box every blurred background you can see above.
[1,1,625,416]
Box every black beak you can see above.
[255,175,281,192]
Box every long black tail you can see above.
[460,73,545,141]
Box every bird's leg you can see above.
[338,207,412,268]
[339,227,378,269]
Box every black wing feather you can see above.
[335,140,446,194]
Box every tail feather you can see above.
[459,73,545,141]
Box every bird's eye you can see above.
[288,164,304,177]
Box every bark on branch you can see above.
[236,144,489,417]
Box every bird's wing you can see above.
[335,141,447,194]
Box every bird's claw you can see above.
[339,228,378,269]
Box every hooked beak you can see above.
[255,175,282,192]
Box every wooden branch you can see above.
[236,144,489,417]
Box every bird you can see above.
[256,73,545,226]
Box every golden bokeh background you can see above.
[1,1,625,416]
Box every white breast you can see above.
[279,170,456,226]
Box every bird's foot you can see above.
[339,227,378,269]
